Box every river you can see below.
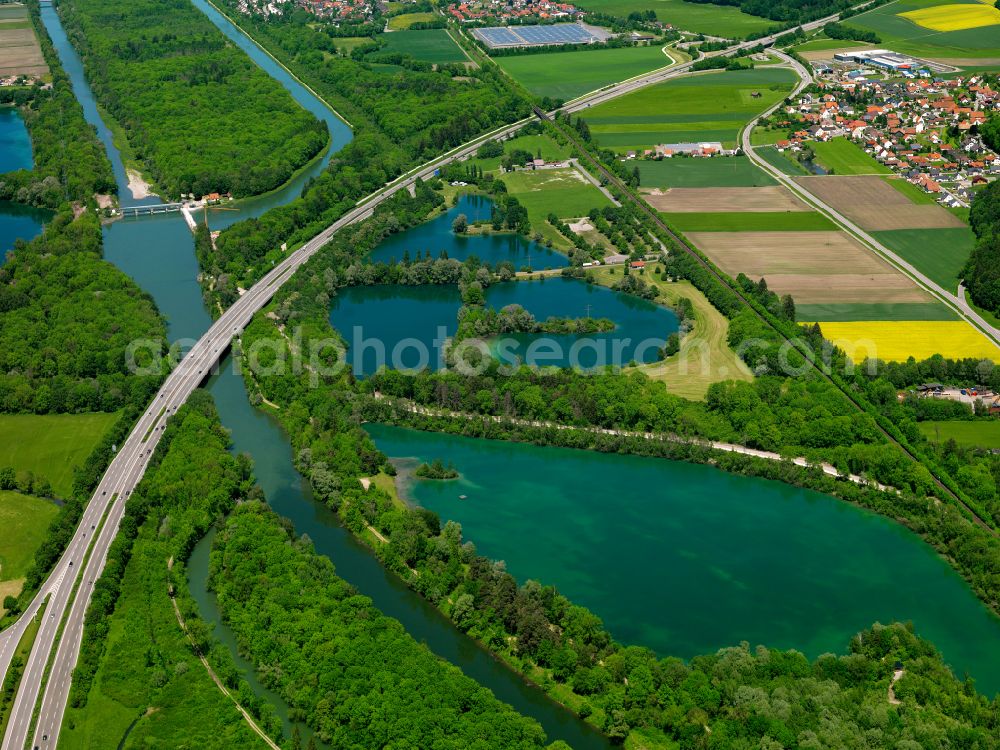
[0,107,51,259]
[38,2,612,748]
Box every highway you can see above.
[739,50,1000,349]
[0,6,878,748]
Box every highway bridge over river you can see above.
[0,8,867,748]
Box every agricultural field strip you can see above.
[794,175,965,231]
[738,50,1000,349]
[641,185,809,212]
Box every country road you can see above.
[740,51,1000,350]
[0,5,879,748]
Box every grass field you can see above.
[503,167,612,246]
[334,36,374,54]
[0,412,119,498]
[637,156,777,188]
[387,12,438,30]
[918,420,1000,448]
[789,38,869,54]
[575,0,774,37]
[873,227,975,292]
[810,139,892,175]
[845,0,1000,59]
[591,270,753,399]
[0,491,58,604]
[498,45,674,101]
[816,320,1000,362]
[380,29,466,63]
[665,211,836,232]
[756,145,811,176]
[796,301,958,321]
[585,68,797,152]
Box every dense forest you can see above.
[199,0,532,309]
[0,2,115,207]
[63,391,281,747]
[210,501,551,748]
[55,0,327,199]
[0,211,165,413]
[963,179,1000,314]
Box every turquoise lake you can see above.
[368,194,568,269]
[367,423,1000,698]
[329,276,678,375]
[0,108,50,259]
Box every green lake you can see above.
[329,276,677,375]
[367,423,1000,697]
[0,108,51,259]
[368,194,568,269]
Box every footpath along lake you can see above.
[367,423,1000,697]
[0,107,51,259]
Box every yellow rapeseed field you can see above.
[814,321,1000,363]
[899,3,1000,31]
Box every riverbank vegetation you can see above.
[0,211,165,414]
[210,500,551,748]
[0,1,114,208]
[62,392,275,748]
[55,0,327,199]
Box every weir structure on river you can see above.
[120,202,184,217]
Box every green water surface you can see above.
[368,423,1000,697]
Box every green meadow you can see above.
[919,420,1000,449]
[498,45,673,101]
[844,0,1000,59]
[797,302,958,322]
[0,491,58,582]
[757,145,811,176]
[0,412,119,498]
[811,139,891,175]
[874,227,975,292]
[576,0,774,37]
[638,156,777,187]
[664,211,837,232]
[503,167,612,246]
[380,29,466,63]
[584,67,798,152]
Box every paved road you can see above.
[0,7,877,748]
[741,50,1000,349]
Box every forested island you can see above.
[415,458,459,479]
[55,0,327,199]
